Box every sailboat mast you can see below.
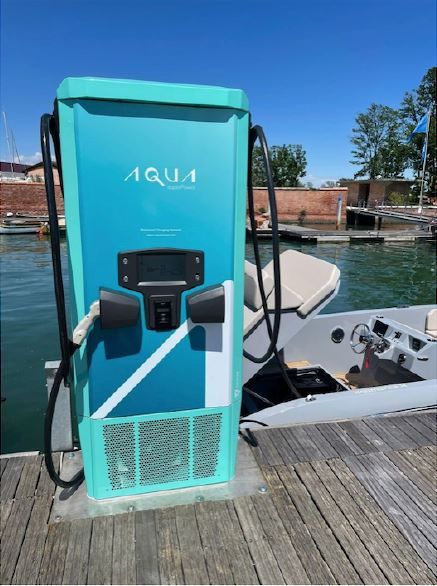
[2,111,15,179]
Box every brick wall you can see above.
[253,187,348,222]
[1,182,349,224]
[0,182,64,216]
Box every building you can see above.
[339,179,414,207]
[25,161,60,185]
[0,161,28,181]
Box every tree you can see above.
[252,144,307,187]
[399,67,436,199]
[350,103,409,179]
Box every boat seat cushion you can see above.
[425,308,437,338]
[244,260,274,311]
[263,249,340,317]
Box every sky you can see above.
[1,0,435,185]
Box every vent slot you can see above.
[139,418,190,485]
[193,413,223,478]
[103,422,136,490]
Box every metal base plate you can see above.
[50,438,265,523]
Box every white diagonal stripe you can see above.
[91,320,192,419]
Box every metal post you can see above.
[336,195,342,230]
[418,108,432,214]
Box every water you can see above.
[1,234,435,454]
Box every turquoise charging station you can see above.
[54,78,249,499]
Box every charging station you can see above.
[44,78,249,499]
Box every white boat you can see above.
[241,250,437,427]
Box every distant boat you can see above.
[0,214,66,235]
[0,219,43,234]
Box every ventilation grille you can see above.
[139,418,190,485]
[193,414,222,478]
[103,422,136,490]
[101,412,224,492]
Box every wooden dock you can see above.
[1,410,436,584]
[247,224,435,243]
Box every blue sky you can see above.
[1,0,435,184]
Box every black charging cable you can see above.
[244,125,301,400]
[41,112,84,489]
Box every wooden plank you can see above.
[312,459,414,584]
[351,420,391,451]
[420,412,437,432]
[275,464,361,584]
[266,428,298,464]
[15,455,43,499]
[36,453,60,497]
[1,457,26,501]
[251,492,310,584]
[401,415,437,444]
[364,418,409,450]
[38,521,71,585]
[279,427,311,462]
[262,467,335,584]
[367,453,437,543]
[386,450,436,505]
[302,424,340,460]
[12,495,52,585]
[155,506,184,585]
[395,416,435,447]
[251,429,284,466]
[87,515,114,585]
[1,499,13,535]
[406,448,437,485]
[379,417,423,449]
[233,496,285,585]
[194,501,236,585]
[174,504,209,585]
[135,510,159,585]
[285,425,327,461]
[0,498,34,584]
[329,457,436,584]
[345,454,437,571]
[1,458,9,478]
[112,512,136,585]
[222,501,260,585]
[338,420,378,453]
[62,518,92,585]
[315,422,361,458]
[294,461,388,584]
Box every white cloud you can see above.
[18,152,43,165]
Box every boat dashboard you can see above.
[365,316,437,381]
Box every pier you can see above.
[1,409,436,584]
[248,223,435,243]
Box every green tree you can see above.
[350,103,409,179]
[399,67,436,199]
[252,144,307,187]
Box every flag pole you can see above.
[418,107,432,213]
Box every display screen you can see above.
[137,253,186,283]
[373,319,388,337]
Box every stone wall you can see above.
[253,187,348,223]
[0,182,64,215]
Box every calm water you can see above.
[1,235,435,454]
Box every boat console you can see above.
[352,316,437,385]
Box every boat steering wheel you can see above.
[350,323,374,354]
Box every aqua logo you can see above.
[124,166,196,189]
